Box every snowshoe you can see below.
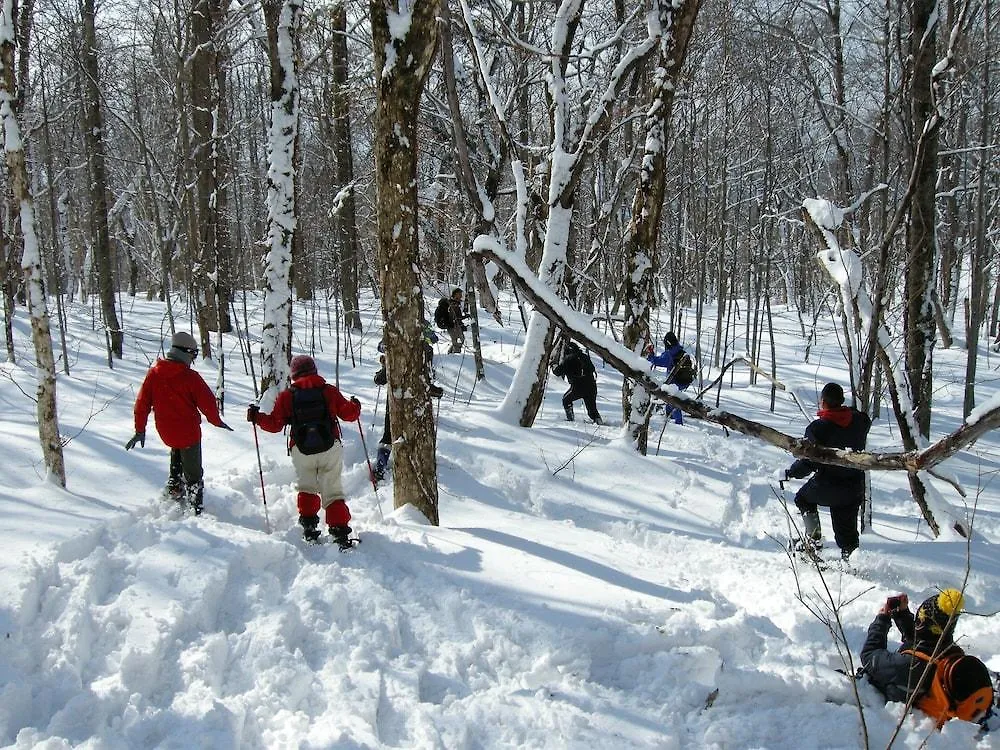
[329,525,359,551]
[789,537,827,569]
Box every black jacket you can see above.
[860,610,962,705]
[787,406,871,506]
[553,347,596,386]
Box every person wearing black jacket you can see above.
[782,382,871,559]
[552,341,603,424]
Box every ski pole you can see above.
[356,418,385,522]
[251,420,271,534]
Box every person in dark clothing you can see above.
[647,331,691,425]
[126,331,233,515]
[782,382,871,559]
[552,341,603,424]
[446,288,466,353]
[860,589,994,728]
[373,328,443,482]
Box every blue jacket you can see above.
[648,342,685,371]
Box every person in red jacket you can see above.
[126,331,232,514]
[247,355,362,547]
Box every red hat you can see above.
[290,355,317,379]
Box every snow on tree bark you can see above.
[623,0,702,453]
[260,0,302,400]
[1,10,66,486]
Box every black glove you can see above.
[350,396,361,407]
[374,368,387,386]
[125,432,145,450]
[247,405,259,423]
[219,421,234,431]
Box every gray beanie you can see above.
[167,331,199,365]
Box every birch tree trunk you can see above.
[1,7,66,486]
[259,0,301,397]
[370,0,440,525]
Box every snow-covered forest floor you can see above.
[1,290,998,749]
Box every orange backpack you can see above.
[903,649,995,727]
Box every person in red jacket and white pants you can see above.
[247,355,362,547]
[126,331,233,514]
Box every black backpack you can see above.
[434,298,452,330]
[290,386,338,455]
[672,351,696,387]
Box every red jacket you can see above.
[256,374,361,447]
[134,358,224,449]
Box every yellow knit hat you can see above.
[915,588,965,638]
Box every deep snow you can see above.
[1,289,998,749]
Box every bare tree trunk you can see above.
[80,0,122,358]
[370,0,440,525]
[330,4,361,332]
[904,0,939,438]
[1,14,66,485]
[964,0,992,417]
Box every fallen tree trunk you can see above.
[473,244,1000,477]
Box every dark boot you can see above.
[187,480,204,516]
[165,476,185,501]
[166,451,185,501]
[564,404,575,422]
[802,509,822,542]
[299,514,321,544]
[374,445,391,481]
[329,524,354,550]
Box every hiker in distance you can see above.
[247,355,362,548]
[646,331,696,425]
[373,326,444,482]
[780,382,871,561]
[126,331,233,515]
[552,340,603,425]
[435,287,467,353]
[861,589,994,728]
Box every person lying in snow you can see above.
[860,589,995,729]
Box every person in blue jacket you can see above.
[647,331,690,424]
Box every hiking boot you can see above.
[564,404,575,422]
[300,514,321,544]
[801,509,821,541]
[329,524,353,550]
[165,477,185,501]
[187,480,204,516]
